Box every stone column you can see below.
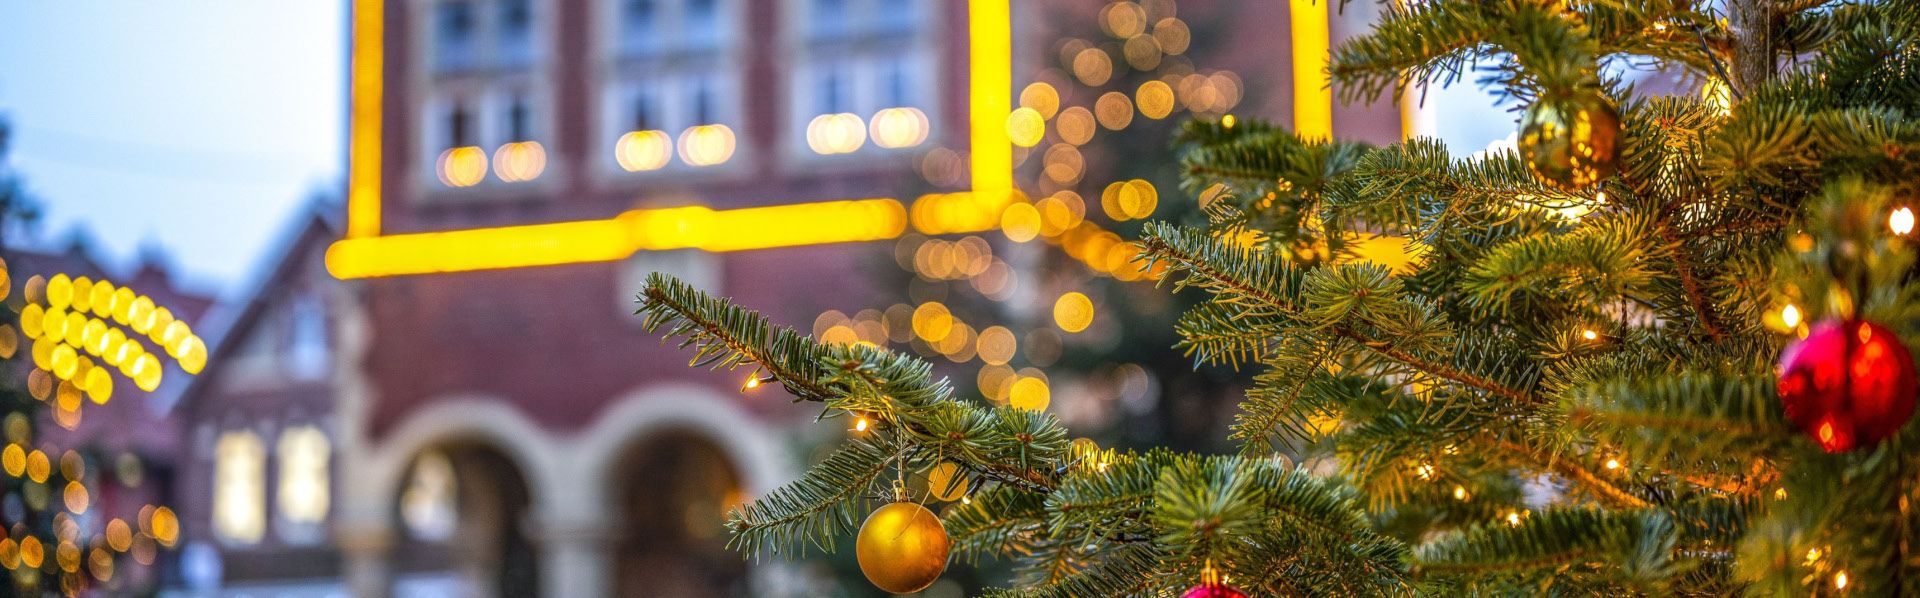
[530,515,616,598]
[336,524,394,598]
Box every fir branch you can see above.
[722,429,897,556]
[1141,224,1541,405]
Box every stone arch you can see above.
[361,397,563,516]
[574,383,797,597]
[575,382,791,505]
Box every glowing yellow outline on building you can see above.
[326,0,1335,279]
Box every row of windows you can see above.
[433,0,930,73]
[422,0,939,188]
[212,426,330,547]
[434,0,536,73]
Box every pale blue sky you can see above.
[0,1,346,294]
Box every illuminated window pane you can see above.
[401,451,458,541]
[276,426,330,527]
[213,431,266,545]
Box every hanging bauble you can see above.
[1182,583,1249,598]
[1778,319,1918,452]
[856,501,950,594]
[1517,88,1621,191]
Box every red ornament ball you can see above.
[1182,583,1248,598]
[1777,320,1918,452]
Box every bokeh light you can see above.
[1137,80,1176,119]
[1072,47,1113,86]
[677,124,737,166]
[616,130,674,171]
[435,146,488,187]
[1095,92,1134,130]
[1005,107,1046,148]
[1000,203,1042,243]
[1053,292,1095,333]
[808,113,868,155]
[1019,82,1060,120]
[492,141,547,182]
[1056,106,1096,146]
[870,107,931,149]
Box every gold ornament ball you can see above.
[856,501,950,594]
[1518,89,1620,191]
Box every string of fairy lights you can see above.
[0,258,197,592]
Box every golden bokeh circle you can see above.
[1053,292,1095,333]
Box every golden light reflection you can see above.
[912,302,955,343]
[1101,2,1146,37]
[1018,82,1060,120]
[870,107,931,149]
[1053,292,1095,333]
[976,325,1017,366]
[492,141,546,182]
[978,364,1015,402]
[1137,80,1176,119]
[1009,377,1050,412]
[1095,92,1134,130]
[1072,47,1113,86]
[808,113,869,154]
[677,124,737,166]
[435,147,487,188]
[1056,106,1096,146]
[1102,179,1159,221]
[1005,107,1046,148]
[1153,18,1190,54]
[927,462,968,501]
[616,130,675,171]
[1000,202,1042,242]
[1037,192,1087,237]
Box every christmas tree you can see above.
[641,0,1920,595]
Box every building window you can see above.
[434,1,478,72]
[811,0,848,38]
[276,426,331,537]
[287,296,329,380]
[793,0,936,156]
[498,0,533,67]
[506,96,532,141]
[213,431,266,545]
[630,90,661,131]
[605,0,743,172]
[686,0,722,47]
[448,103,475,148]
[401,451,459,541]
[621,0,659,54]
[617,0,734,57]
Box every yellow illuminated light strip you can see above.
[968,0,1013,205]
[347,0,383,238]
[326,200,907,277]
[1289,0,1332,141]
[328,0,1343,279]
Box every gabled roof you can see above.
[172,199,342,415]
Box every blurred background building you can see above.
[1,0,1421,596]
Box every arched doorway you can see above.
[389,442,539,598]
[613,432,748,597]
